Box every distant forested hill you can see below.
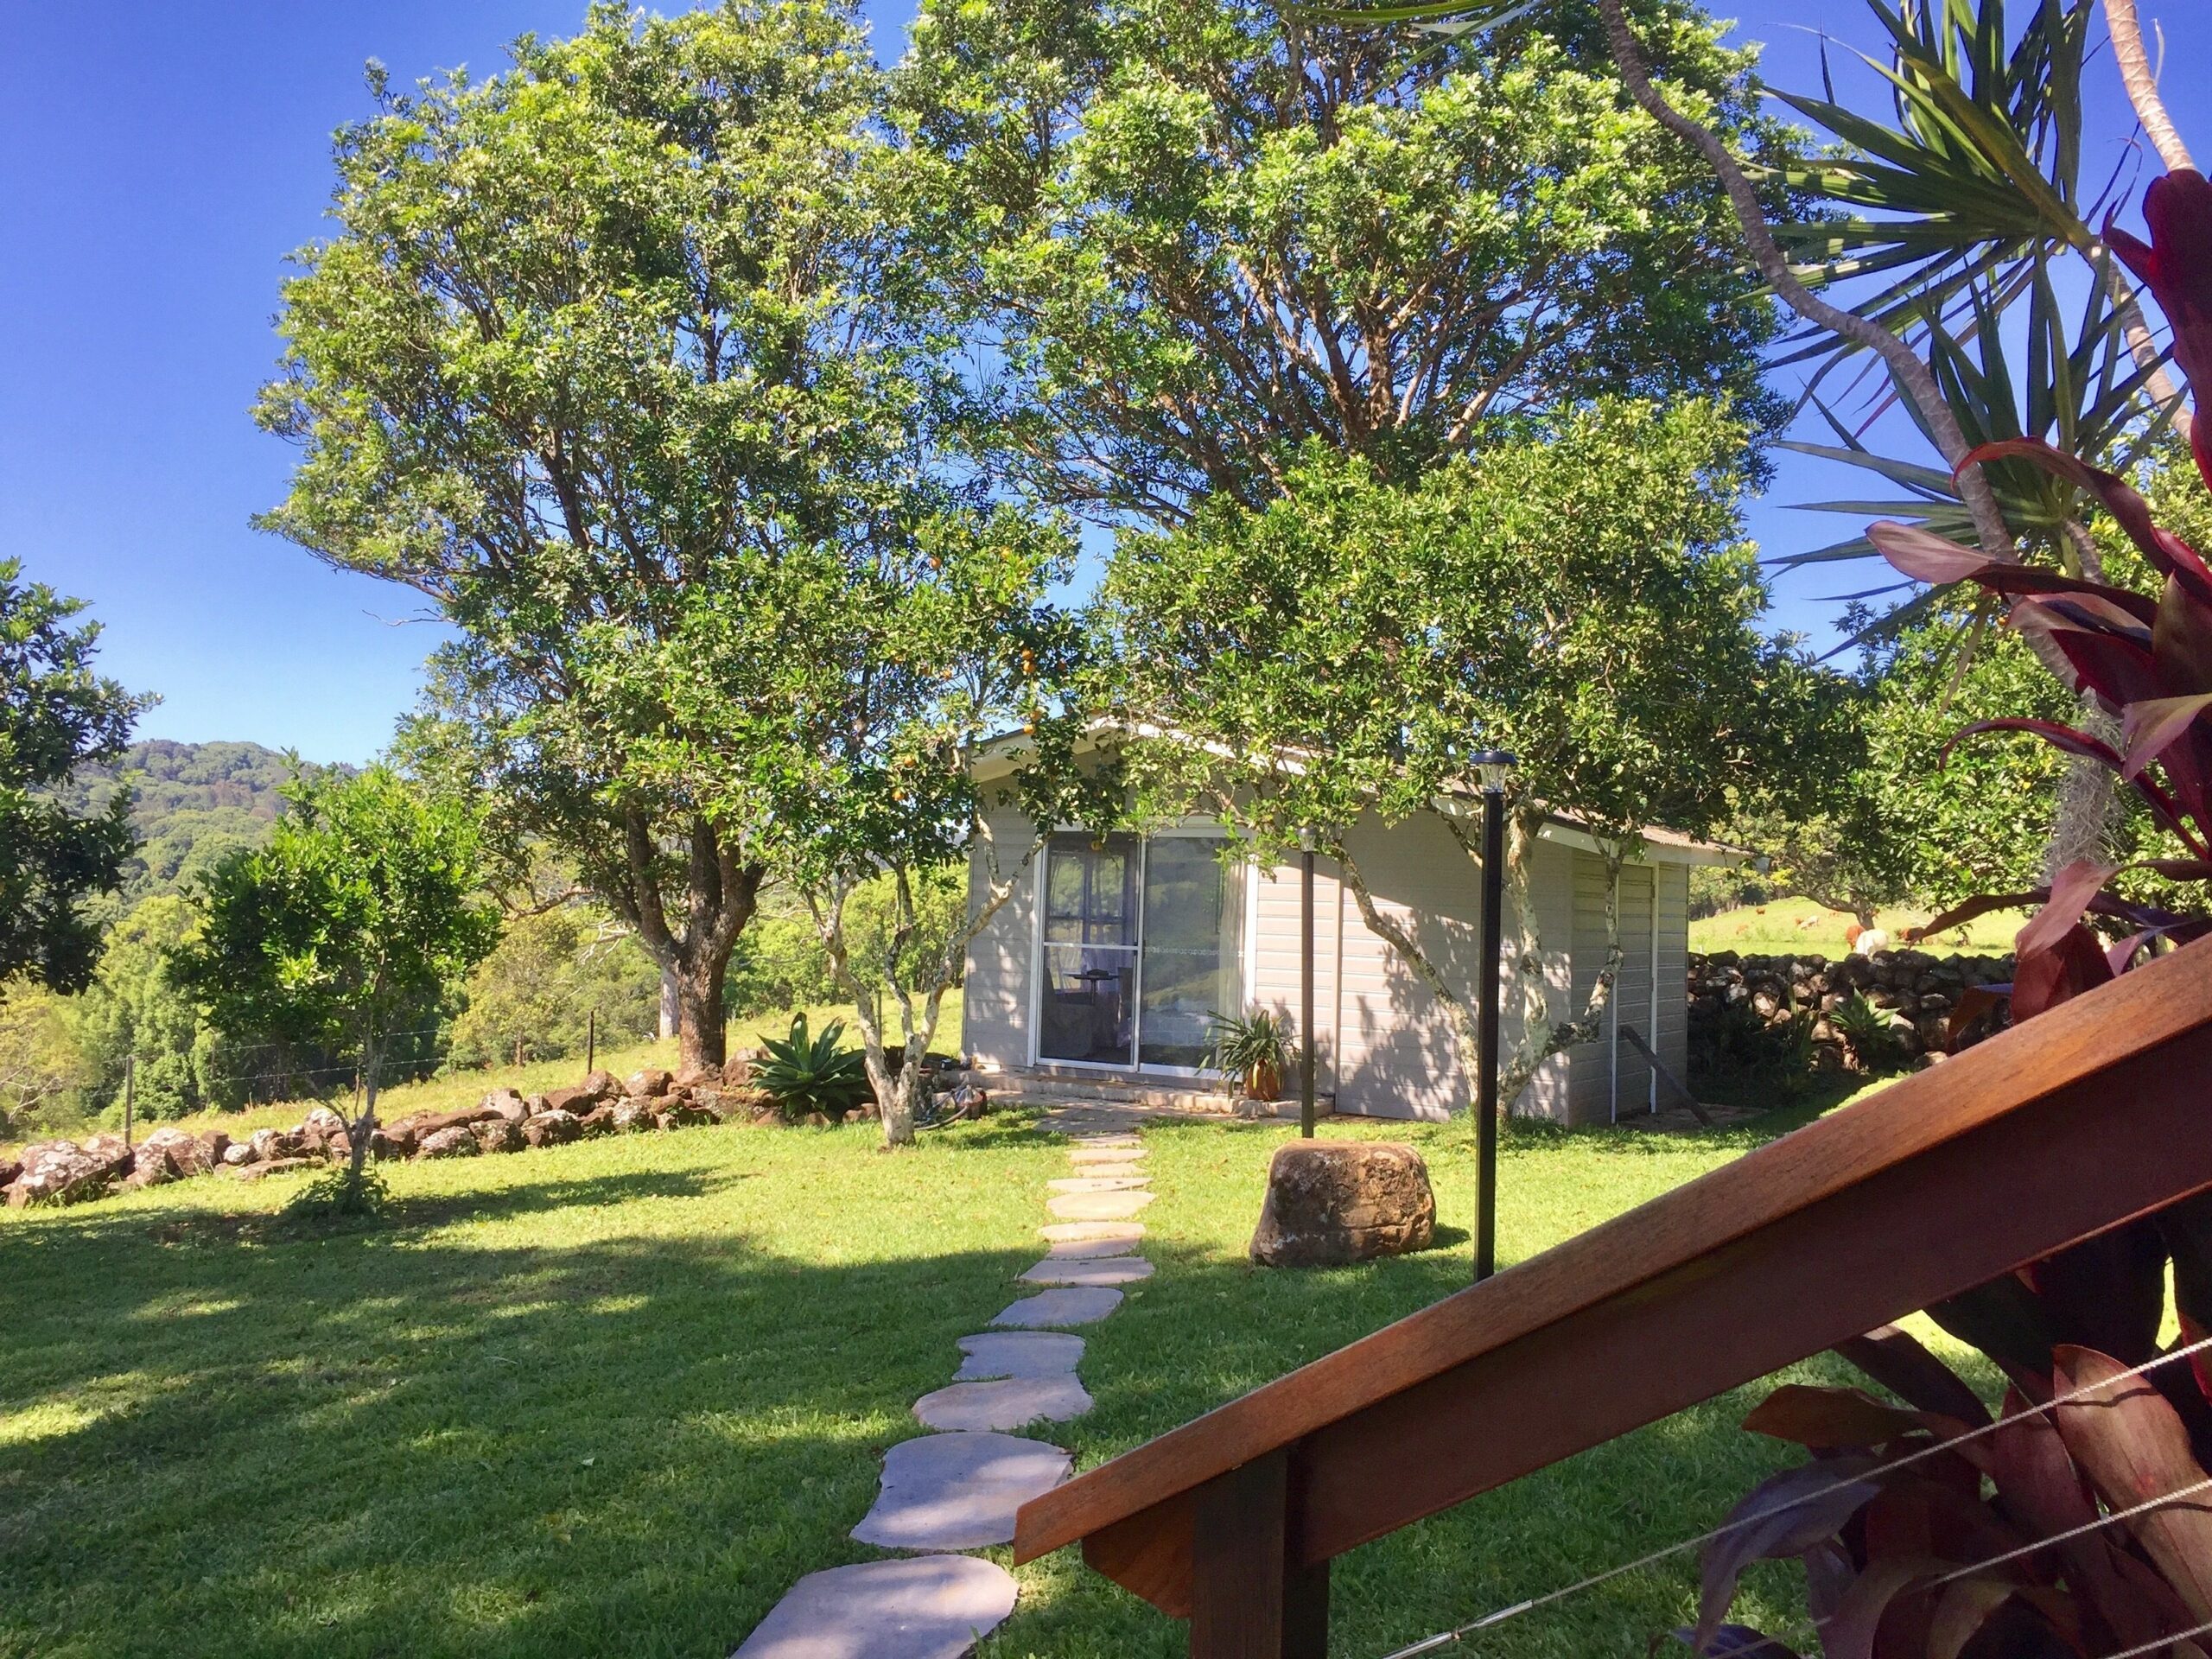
[62,741,344,903]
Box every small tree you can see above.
[1105,401,1847,1110]
[0,557,149,995]
[175,769,498,1211]
[654,505,1115,1145]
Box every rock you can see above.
[678,1060,726,1089]
[231,1156,321,1182]
[655,1103,714,1130]
[611,1101,655,1134]
[6,1141,126,1207]
[0,1156,19,1191]
[989,1287,1124,1327]
[575,1105,619,1138]
[137,1126,204,1181]
[193,1130,232,1173]
[122,1155,180,1190]
[367,1124,416,1161]
[416,1125,482,1160]
[582,1069,621,1101]
[1020,1255,1154,1287]
[541,1084,595,1114]
[480,1089,530,1125]
[81,1133,136,1179]
[803,1111,832,1128]
[731,1556,1018,1659]
[625,1067,674,1098]
[912,1374,1094,1432]
[522,1109,583,1147]
[249,1128,296,1164]
[850,1433,1071,1552]
[473,1118,526,1154]
[303,1106,348,1140]
[1046,1188,1153,1220]
[954,1332,1085,1381]
[221,1142,258,1168]
[1249,1141,1436,1268]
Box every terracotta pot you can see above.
[1246,1058,1282,1101]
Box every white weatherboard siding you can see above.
[960,799,1707,1126]
[963,802,1043,1072]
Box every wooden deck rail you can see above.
[1012,937,2212,1657]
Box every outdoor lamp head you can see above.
[1470,749,1517,791]
[1299,825,1319,854]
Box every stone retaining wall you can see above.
[1688,947,2015,1071]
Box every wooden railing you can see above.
[1012,937,2212,1657]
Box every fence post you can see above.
[123,1056,136,1148]
[586,1007,597,1076]
[1188,1451,1329,1658]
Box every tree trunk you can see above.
[2045,697,2125,883]
[342,1033,381,1211]
[658,965,678,1040]
[675,952,728,1072]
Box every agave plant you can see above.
[1686,166,2212,1659]
[1828,991,1914,1072]
[756,1013,873,1122]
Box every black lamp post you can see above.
[1471,749,1516,1282]
[1299,824,1319,1139]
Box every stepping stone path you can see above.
[733,1113,1158,1656]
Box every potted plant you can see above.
[1205,1007,1289,1101]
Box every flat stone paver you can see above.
[912,1374,1094,1431]
[1039,1219,1146,1244]
[1046,1174,1150,1192]
[1042,1232,1142,1260]
[851,1432,1071,1551]
[1047,1189,1154,1220]
[733,1555,1018,1657]
[1020,1255,1154,1287]
[1068,1146,1147,1166]
[1070,1133,1142,1148]
[955,1331,1085,1379]
[991,1287,1125,1327]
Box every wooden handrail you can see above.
[1012,938,2212,1655]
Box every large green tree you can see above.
[0,559,149,995]
[896,0,1791,523]
[257,0,953,1069]
[1105,400,1849,1109]
[175,769,498,1211]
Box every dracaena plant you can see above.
[1685,170,2212,1658]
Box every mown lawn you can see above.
[1,1082,1916,1659]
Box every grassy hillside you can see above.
[1689,896,2029,957]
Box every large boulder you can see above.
[626,1067,675,1099]
[220,1141,258,1168]
[249,1128,301,1165]
[135,1127,205,1183]
[416,1125,482,1160]
[367,1123,417,1161]
[582,1069,621,1102]
[405,1105,499,1138]
[473,1118,527,1154]
[575,1105,620,1139]
[522,1109,583,1148]
[302,1107,348,1141]
[480,1089,530,1125]
[610,1101,655,1135]
[542,1084,596,1115]
[193,1130,232,1173]
[6,1140,127,1208]
[1249,1141,1436,1269]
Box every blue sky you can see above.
[5,2,2206,763]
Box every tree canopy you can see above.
[0,558,149,995]
[257,0,962,1068]
[896,0,1791,521]
[1103,398,1850,1102]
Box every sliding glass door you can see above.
[1038,832,1242,1072]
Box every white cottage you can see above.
[961,741,1738,1126]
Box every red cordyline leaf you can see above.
[2050,1346,2212,1623]
[1834,1326,1993,1427]
[1694,1458,1885,1650]
[1964,440,2212,600]
[2123,693,2212,780]
[1940,717,2122,772]
[1743,1384,1958,1451]
[2109,168,2212,494]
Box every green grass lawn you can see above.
[1690,895,2028,957]
[2,1072,1925,1659]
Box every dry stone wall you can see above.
[1688,947,2016,1071]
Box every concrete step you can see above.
[977,1069,1246,1113]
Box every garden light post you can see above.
[1471,750,1516,1282]
[1300,825,1318,1139]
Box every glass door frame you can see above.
[1027,824,1245,1077]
